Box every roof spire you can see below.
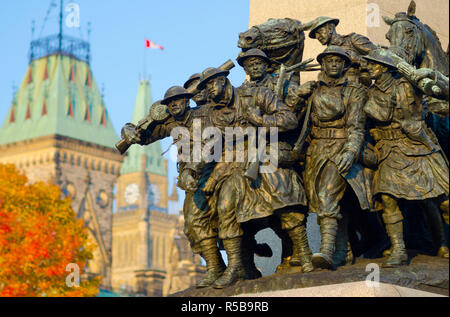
[31,20,35,41]
[58,0,63,52]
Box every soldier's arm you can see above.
[350,33,377,56]
[139,121,172,145]
[256,87,298,132]
[344,85,367,156]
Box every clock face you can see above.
[124,183,139,205]
[148,183,161,206]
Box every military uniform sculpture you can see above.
[363,49,449,264]
[118,5,449,290]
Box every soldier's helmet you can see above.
[197,67,230,90]
[362,49,397,69]
[306,16,340,39]
[236,48,271,67]
[317,45,352,67]
[161,86,193,105]
[183,73,202,89]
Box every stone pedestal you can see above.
[171,254,448,297]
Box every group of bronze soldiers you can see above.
[120,15,449,289]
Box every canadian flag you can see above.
[145,38,164,50]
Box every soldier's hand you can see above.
[179,170,197,192]
[121,123,142,144]
[296,81,317,97]
[202,177,217,195]
[411,68,435,83]
[246,106,263,126]
[335,151,355,174]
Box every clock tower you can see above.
[112,79,179,296]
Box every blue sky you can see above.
[0,0,250,213]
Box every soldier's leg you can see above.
[186,190,225,288]
[213,178,245,289]
[268,216,294,273]
[312,162,347,269]
[333,208,352,267]
[441,199,449,225]
[381,194,408,268]
[422,198,449,259]
[279,211,314,273]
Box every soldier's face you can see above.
[367,62,387,80]
[316,24,333,45]
[205,76,226,100]
[322,55,346,78]
[188,79,207,105]
[243,57,268,81]
[168,97,188,117]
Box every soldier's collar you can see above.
[212,86,235,108]
[374,73,395,92]
[244,74,271,87]
[318,71,348,87]
[329,33,344,46]
[175,108,192,125]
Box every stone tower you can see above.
[0,33,123,288]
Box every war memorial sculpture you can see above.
[118,1,449,293]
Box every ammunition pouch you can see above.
[359,142,378,169]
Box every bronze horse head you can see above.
[238,18,308,71]
[383,0,449,76]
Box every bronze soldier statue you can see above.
[236,48,314,273]
[197,66,313,286]
[304,17,381,262]
[184,73,209,107]
[304,16,376,86]
[121,86,229,287]
[299,46,369,269]
[362,49,449,264]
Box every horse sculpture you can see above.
[383,0,449,157]
[238,18,307,73]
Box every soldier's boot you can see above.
[440,200,449,225]
[424,199,449,259]
[382,221,408,268]
[288,225,314,273]
[439,200,449,259]
[312,217,338,269]
[438,246,449,259]
[333,216,352,267]
[382,246,393,257]
[213,237,245,289]
[275,257,292,273]
[196,238,225,288]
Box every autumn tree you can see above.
[0,164,100,296]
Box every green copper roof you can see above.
[0,55,119,148]
[119,80,167,176]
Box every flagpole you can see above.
[143,38,146,81]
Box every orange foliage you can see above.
[0,164,100,297]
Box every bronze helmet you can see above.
[197,67,230,90]
[236,48,271,67]
[161,86,193,105]
[307,16,340,39]
[183,73,202,89]
[362,48,397,69]
[317,45,352,67]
